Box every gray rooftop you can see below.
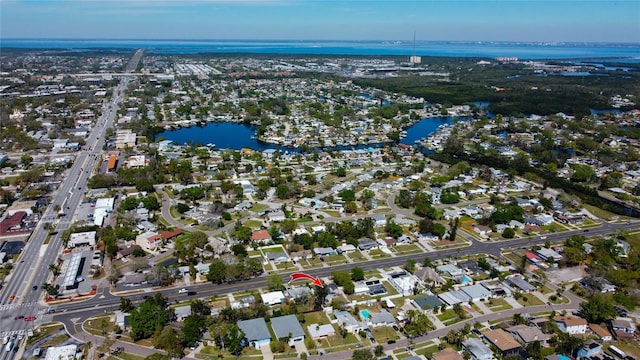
[238,318,271,342]
[370,309,396,325]
[414,295,443,310]
[270,314,305,340]
[463,338,494,359]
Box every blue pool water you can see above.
[360,310,371,319]
[558,355,571,360]
[461,275,472,283]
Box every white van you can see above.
[5,341,14,352]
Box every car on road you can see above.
[14,315,24,320]
[8,294,14,302]
[24,316,36,322]
[46,309,56,314]
[187,291,197,296]
[178,288,189,294]
[32,285,38,291]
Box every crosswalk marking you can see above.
[0,330,26,338]
[0,302,38,311]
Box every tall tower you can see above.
[410,31,421,65]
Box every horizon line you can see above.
[2,38,639,46]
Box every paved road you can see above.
[0,50,143,358]
[34,219,640,358]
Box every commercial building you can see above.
[67,231,96,248]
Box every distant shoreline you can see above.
[1,39,639,60]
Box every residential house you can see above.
[334,311,366,333]
[307,324,336,339]
[536,248,563,262]
[267,210,286,222]
[438,290,471,307]
[554,315,588,335]
[436,264,464,277]
[387,271,417,296]
[506,325,551,346]
[261,291,286,306]
[251,230,272,244]
[289,250,311,261]
[482,329,522,358]
[313,247,335,257]
[135,231,162,252]
[577,341,602,360]
[432,348,464,360]
[413,295,444,315]
[116,245,143,260]
[368,309,396,328]
[270,314,305,346]
[358,238,378,251]
[337,244,356,254]
[461,284,492,302]
[462,338,494,360]
[285,286,313,301]
[505,275,537,293]
[373,214,387,227]
[266,251,289,263]
[611,317,636,338]
[237,318,271,349]
[589,324,612,342]
[175,305,192,321]
[414,267,446,287]
[473,225,493,237]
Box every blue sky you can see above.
[1,0,639,42]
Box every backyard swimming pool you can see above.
[360,309,371,319]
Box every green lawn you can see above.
[41,334,69,347]
[583,204,619,221]
[324,254,348,265]
[347,252,366,262]
[250,203,269,212]
[516,293,545,306]
[300,257,324,269]
[243,220,263,229]
[392,243,422,255]
[321,333,360,351]
[416,344,441,358]
[371,326,400,342]
[486,298,513,311]
[437,309,458,322]
[368,249,389,259]
[304,311,331,325]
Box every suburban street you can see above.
[26,217,638,359]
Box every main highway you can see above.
[0,50,143,357]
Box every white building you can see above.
[67,231,97,248]
[261,291,285,306]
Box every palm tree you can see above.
[48,263,59,277]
